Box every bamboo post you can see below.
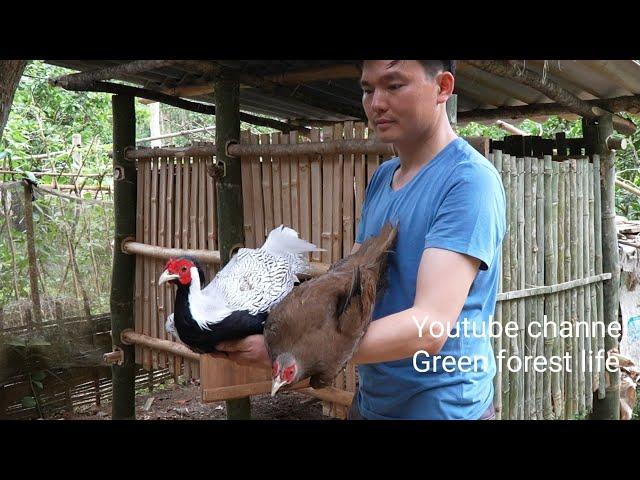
[500,153,511,420]
[23,181,43,327]
[110,94,137,420]
[536,157,545,418]
[1,189,21,302]
[588,163,600,397]
[529,158,538,419]
[584,115,621,420]
[576,158,586,416]
[494,151,504,420]
[215,72,251,420]
[551,161,562,416]
[569,159,578,417]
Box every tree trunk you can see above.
[0,61,28,141]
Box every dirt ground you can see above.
[50,380,334,420]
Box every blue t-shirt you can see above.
[354,137,506,420]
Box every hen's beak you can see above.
[158,269,179,286]
[271,377,287,397]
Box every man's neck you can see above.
[394,114,458,174]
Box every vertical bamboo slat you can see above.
[289,131,299,235]
[354,123,366,242]
[250,132,265,246]
[593,155,606,400]
[321,126,334,264]
[517,157,525,419]
[543,156,554,419]
[280,133,292,230]
[343,121,355,256]
[588,162,599,396]
[182,157,191,380]
[299,133,311,248]
[332,123,344,262]
[310,129,322,262]
[271,133,282,228]
[261,133,274,237]
[536,157,545,418]
[500,153,511,420]
[556,161,566,419]
[173,157,183,380]
[240,130,255,248]
[493,151,503,419]
[569,159,578,417]
[165,157,176,375]
[582,161,593,412]
[509,156,519,419]
[523,157,532,420]
[142,160,151,371]
[551,160,561,416]
[150,158,159,370]
[134,160,143,366]
[157,157,167,369]
[576,159,586,416]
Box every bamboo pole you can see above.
[289,131,300,234]
[586,114,621,420]
[517,157,525,419]
[556,161,567,419]
[493,151,503,420]
[110,94,137,420]
[592,155,606,402]
[157,157,168,368]
[576,158,586,416]
[543,156,554,419]
[509,156,519,420]
[502,154,514,419]
[1,189,22,302]
[569,159,578,417]
[562,160,571,418]
[551,160,562,417]
[215,73,251,420]
[529,157,538,419]
[535,157,545,419]
[523,157,532,419]
[588,163,600,397]
[582,160,593,413]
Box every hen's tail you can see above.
[261,225,323,256]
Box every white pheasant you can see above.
[159,225,321,353]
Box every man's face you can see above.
[360,60,442,145]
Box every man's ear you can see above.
[436,71,455,105]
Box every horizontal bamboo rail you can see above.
[124,136,491,160]
[121,329,200,361]
[496,272,612,301]
[121,240,330,276]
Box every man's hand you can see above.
[210,335,272,370]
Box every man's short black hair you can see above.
[355,60,456,78]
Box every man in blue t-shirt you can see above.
[214,60,505,420]
[344,60,506,419]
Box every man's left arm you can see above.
[351,247,480,365]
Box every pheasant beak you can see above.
[158,269,180,286]
[271,376,287,397]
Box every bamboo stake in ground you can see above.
[23,182,43,326]
[500,153,511,420]
[536,157,545,418]
[551,161,562,416]
[523,157,533,419]
[543,156,554,419]
[509,156,519,419]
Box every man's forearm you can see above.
[351,307,453,365]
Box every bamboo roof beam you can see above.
[49,78,304,133]
[462,60,636,135]
[458,94,640,124]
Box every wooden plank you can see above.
[150,157,159,370]
[310,128,322,262]
[271,132,283,228]
[332,123,344,262]
[142,159,151,371]
[280,132,292,229]
[240,130,256,248]
[321,126,334,264]
[249,132,265,246]
[290,131,300,234]
[343,121,355,256]
[157,157,167,369]
[261,133,274,237]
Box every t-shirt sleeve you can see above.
[423,164,506,271]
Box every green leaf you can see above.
[21,396,37,409]
[32,371,46,382]
[6,339,26,347]
[33,381,43,389]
